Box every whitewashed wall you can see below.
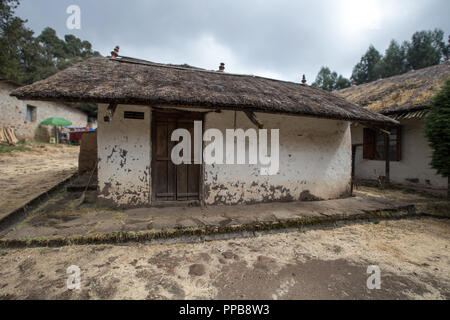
[97,104,151,207]
[352,119,447,188]
[203,111,352,204]
[96,105,352,208]
[0,81,88,139]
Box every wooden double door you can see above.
[152,111,202,202]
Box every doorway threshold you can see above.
[151,200,200,208]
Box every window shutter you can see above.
[363,128,375,160]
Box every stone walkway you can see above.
[1,186,442,246]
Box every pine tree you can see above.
[424,79,450,198]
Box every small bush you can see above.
[426,202,450,216]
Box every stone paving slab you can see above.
[0,188,427,245]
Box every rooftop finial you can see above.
[111,46,120,58]
[301,74,307,85]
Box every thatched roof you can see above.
[337,61,450,115]
[11,56,396,124]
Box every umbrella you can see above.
[40,117,72,144]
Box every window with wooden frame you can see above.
[363,127,401,161]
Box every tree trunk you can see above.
[448,176,449,200]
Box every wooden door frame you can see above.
[151,109,205,205]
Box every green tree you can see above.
[312,66,336,91]
[443,35,450,61]
[37,27,100,76]
[0,0,19,30]
[351,45,382,85]
[0,1,99,115]
[0,16,42,83]
[406,29,445,70]
[376,40,408,78]
[312,66,350,91]
[335,75,351,90]
[424,78,450,198]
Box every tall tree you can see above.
[312,66,350,91]
[424,79,450,198]
[0,0,19,30]
[335,75,351,90]
[376,40,408,78]
[351,45,382,85]
[312,66,336,91]
[0,0,99,115]
[406,29,445,70]
[444,35,450,61]
[0,16,41,83]
[0,0,99,84]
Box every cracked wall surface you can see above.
[97,105,351,208]
[203,111,352,205]
[97,104,151,207]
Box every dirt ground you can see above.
[0,217,448,300]
[0,144,79,219]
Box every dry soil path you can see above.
[0,144,79,219]
[0,217,448,300]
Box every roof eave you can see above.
[10,92,398,125]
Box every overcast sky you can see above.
[16,0,450,83]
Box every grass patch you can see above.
[0,145,31,153]
[425,202,450,216]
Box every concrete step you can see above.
[67,174,97,192]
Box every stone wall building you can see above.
[0,77,88,140]
[12,55,395,208]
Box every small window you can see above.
[124,111,145,120]
[363,127,401,161]
[26,105,37,122]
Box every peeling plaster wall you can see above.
[97,105,351,208]
[97,104,151,207]
[352,119,447,188]
[204,111,352,205]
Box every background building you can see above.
[0,76,88,141]
[338,61,450,189]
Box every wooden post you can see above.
[385,132,390,187]
[351,145,356,195]
[351,144,362,195]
